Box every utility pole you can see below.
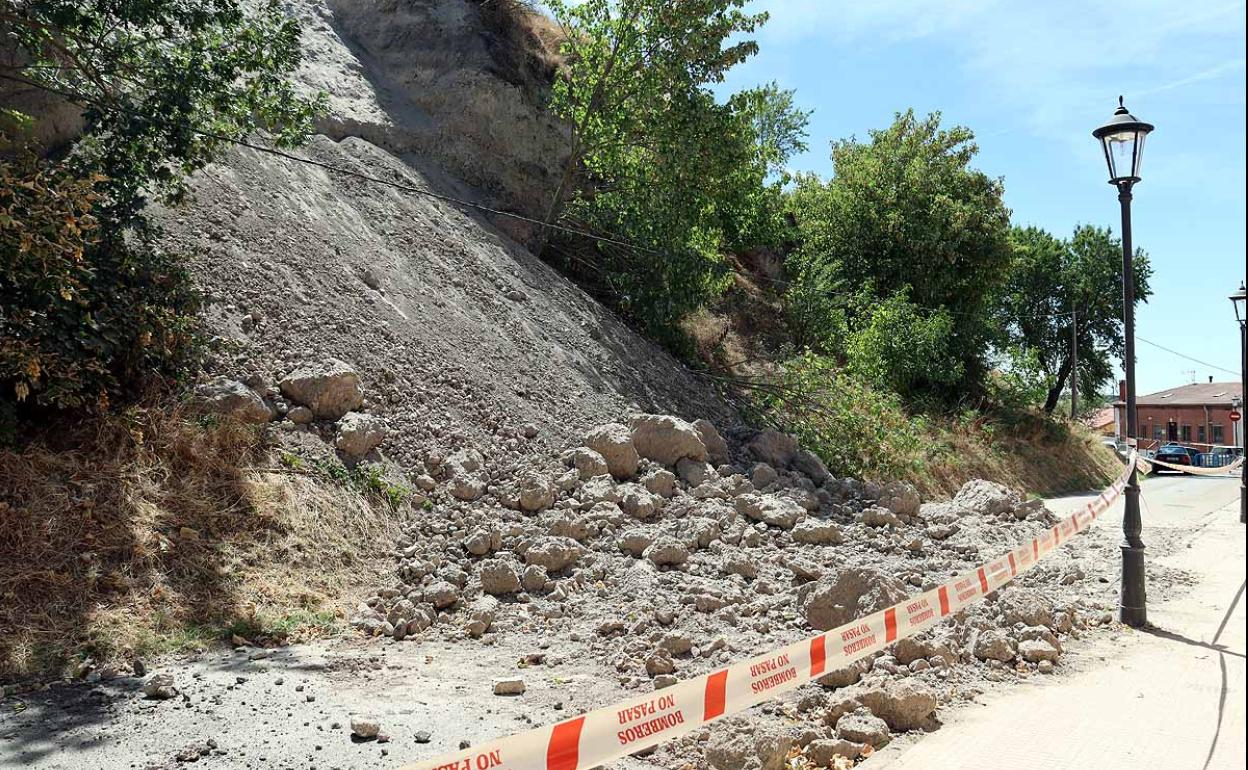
[1070,309,1079,420]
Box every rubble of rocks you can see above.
[194,357,389,461]
[344,413,1120,767]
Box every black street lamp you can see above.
[1231,283,1246,524]
[1093,96,1154,628]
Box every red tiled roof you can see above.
[1082,407,1115,429]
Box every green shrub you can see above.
[845,292,961,399]
[784,110,1012,402]
[757,352,928,480]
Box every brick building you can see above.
[1114,380,1244,450]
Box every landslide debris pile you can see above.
[349,413,1119,767]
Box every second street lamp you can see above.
[1231,283,1246,524]
[1093,96,1154,628]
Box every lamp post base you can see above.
[1119,542,1147,627]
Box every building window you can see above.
[1198,425,1207,443]
[1213,425,1225,444]
[1181,425,1192,442]
[1153,425,1164,441]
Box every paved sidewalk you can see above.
[871,479,1245,770]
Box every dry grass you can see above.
[912,415,1122,500]
[477,0,565,102]
[0,404,400,682]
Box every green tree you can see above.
[785,110,1012,400]
[998,224,1151,414]
[543,0,807,335]
[1,0,321,410]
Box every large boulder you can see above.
[952,479,1020,517]
[583,423,640,480]
[815,660,866,689]
[1018,638,1061,663]
[448,474,485,501]
[877,480,921,519]
[800,567,909,631]
[640,468,677,497]
[996,587,1055,628]
[705,721,796,770]
[735,493,804,530]
[972,629,1017,662]
[478,558,521,595]
[515,471,555,513]
[565,447,609,480]
[806,739,865,765]
[644,536,689,567]
[747,429,798,468]
[694,419,731,465]
[630,414,708,465]
[792,519,845,545]
[857,680,938,731]
[617,529,654,558]
[141,673,178,700]
[334,412,386,457]
[465,596,498,638]
[522,536,582,572]
[279,358,363,420]
[193,378,272,423]
[618,483,662,520]
[835,708,890,747]
[791,449,830,484]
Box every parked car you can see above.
[1153,444,1194,467]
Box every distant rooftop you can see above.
[1082,406,1115,429]
[1131,382,1243,407]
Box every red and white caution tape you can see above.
[1138,455,1243,476]
[397,453,1137,770]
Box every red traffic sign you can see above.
[1231,410,1242,423]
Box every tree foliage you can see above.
[845,292,961,395]
[997,224,1152,414]
[785,110,1012,402]
[544,0,808,336]
[1,0,320,411]
[0,152,200,411]
[2,0,322,218]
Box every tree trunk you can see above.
[534,10,639,258]
[1043,356,1073,414]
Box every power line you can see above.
[1136,336,1240,377]
[0,71,1117,326]
[0,71,668,256]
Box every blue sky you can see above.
[718,0,1247,395]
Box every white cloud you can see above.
[749,0,1246,141]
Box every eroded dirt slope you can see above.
[160,135,735,471]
